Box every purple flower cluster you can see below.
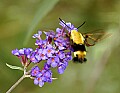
[12,48,33,66]
[12,19,76,87]
[31,66,52,87]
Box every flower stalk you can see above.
[6,73,26,93]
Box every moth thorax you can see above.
[71,30,84,44]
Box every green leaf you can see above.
[6,63,24,71]
[23,0,59,46]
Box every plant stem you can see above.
[6,75,26,93]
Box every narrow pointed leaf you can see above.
[6,63,24,71]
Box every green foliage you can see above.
[6,63,24,71]
[23,0,59,46]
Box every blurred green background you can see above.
[0,0,120,93]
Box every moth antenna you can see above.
[59,18,71,29]
[77,21,86,29]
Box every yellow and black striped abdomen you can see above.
[72,44,87,63]
[70,30,84,44]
